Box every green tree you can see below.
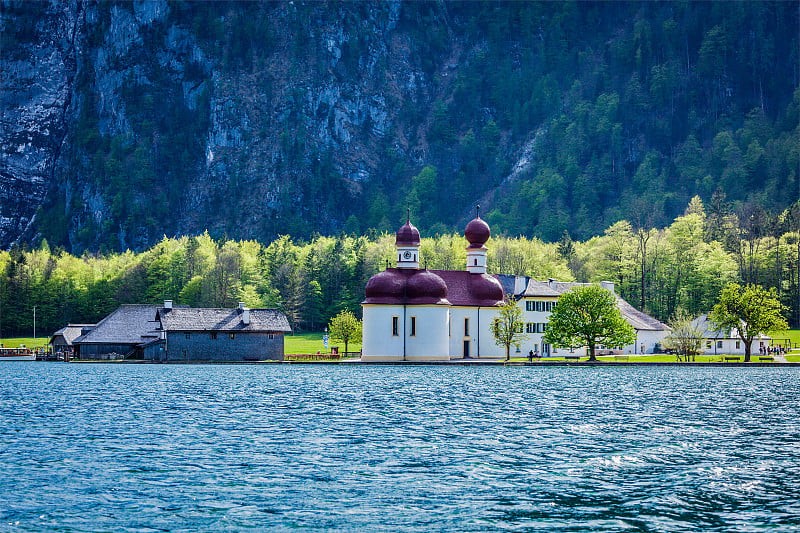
[709,283,788,362]
[328,309,362,356]
[543,285,636,361]
[663,309,704,359]
[490,297,529,360]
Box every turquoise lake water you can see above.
[1,363,799,532]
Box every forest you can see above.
[4,1,796,251]
[2,197,799,338]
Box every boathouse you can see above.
[72,305,161,360]
[150,301,291,362]
[50,324,95,355]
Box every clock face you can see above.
[403,251,412,259]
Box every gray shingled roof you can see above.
[50,324,94,345]
[157,307,291,333]
[512,279,668,332]
[74,305,161,345]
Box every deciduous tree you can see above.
[328,309,362,356]
[709,282,787,362]
[543,285,636,361]
[490,297,529,360]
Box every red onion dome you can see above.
[396,219,421,246]
[363,269,406,304]
[406,270,450,305]
[469,273,504,306]
[465,216,490,249]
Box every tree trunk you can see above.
[588,343,596,361]
[743,337,751,362]
[505,344,510,361]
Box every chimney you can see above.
[600,281,615,293]
[242,308,250,325]
[238,302,246,309]
[164,300,173,310]
[548,278,557,290]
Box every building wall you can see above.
[447,307,505,359]
[699,337,770,356]
[362,304,449,361]
[77,343,137,359]
[165,331,284,361]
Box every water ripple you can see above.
[1,364,800,531]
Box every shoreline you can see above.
[56,358,800,367]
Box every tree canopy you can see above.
[709,283,788,361]
[327,309,362,356]
[543,285,637,361]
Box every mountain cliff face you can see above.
[1,1,798,252]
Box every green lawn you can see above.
[509,353,773,363]
[284,332,361,355]
[769,329,800,346]
[1,337,50,349]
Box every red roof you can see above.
[363,268,503,307]
[430,270,503,307]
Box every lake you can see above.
[1,363,799,532]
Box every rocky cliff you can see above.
[2,1,797,252]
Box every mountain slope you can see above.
[1,1,797,252]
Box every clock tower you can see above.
[395,213,421,269]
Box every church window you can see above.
[410,316,416,336]
[474,258,478,265]
[392,316,399,336]
[464,318,470,337]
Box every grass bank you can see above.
[284,332,361,355]
[0,337,49,349]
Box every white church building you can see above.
[361,214,669,361]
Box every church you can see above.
[361,213,669,361]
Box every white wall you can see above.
[361,305,405,361]
[405,305,450,361]
[362,304,450,361]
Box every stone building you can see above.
[150,301,290,362]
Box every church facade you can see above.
[361,215,668,361]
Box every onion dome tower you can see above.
[395,209,421,269]
[465,206,490,274]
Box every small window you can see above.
[210,332,217,340]
[464,317,470,337]
[474,258,478,265]
[229,333,235,340]
[268,334,274,340]
[392,316,399,336]
[410,316,416,336]
[706,341,712,348]
[717,341,723,348]
[735,341,741,349]
[185,333,191,339]
[526,301,535,311]
[526,323,535,333]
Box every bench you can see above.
[723,356,740,362]
[758,356,774,361]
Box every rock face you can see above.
[2,1,463,251]
[0,1,80,247]
[2,1,797,251]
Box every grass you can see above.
[1,337,50,349]
[284,332,361,355]
[768,329,800,346]
[509,353,771,363]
